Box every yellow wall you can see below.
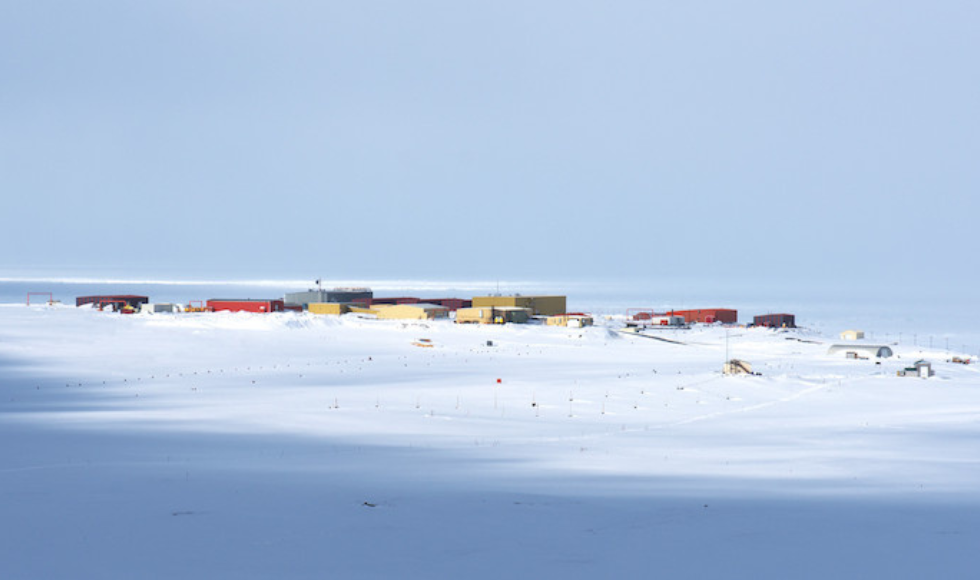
[376,305,448,320]
[455,307,494,324]
[471,295,566,316]
[308,303,349,315]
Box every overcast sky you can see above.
[2,1,977,290]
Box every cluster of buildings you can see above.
[61,289,971,377]
[73,288,798,331]
[73,289,594,327]
[628,308,796,329]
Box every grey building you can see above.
[827,344,894,359]
[284,288,373,308]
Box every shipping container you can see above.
[207,299,285,313]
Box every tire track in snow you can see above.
[666,382,830,427]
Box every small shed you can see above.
[897,360,934,378]
[546,313,594,327]
[723,359,755,375]
[827,344,893,359]
[840,330,865,340]
[375,303,450,321]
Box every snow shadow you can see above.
[1,421,977,580]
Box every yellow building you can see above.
[375,303,450,320]
[308,303,349,315]
[724,359,754,375]
[471,295,566,316]
[546,314,593,327]
[455,306,531,324]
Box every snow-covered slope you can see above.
[2,304,978,579]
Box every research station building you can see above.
[471,295,567,316]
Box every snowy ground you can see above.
[2,304,979,579]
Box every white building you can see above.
[827,344,893,359]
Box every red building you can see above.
[425,298,472,311]
[207,299,285,313]
[670,308,738,324]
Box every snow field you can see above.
[2,304,979,579]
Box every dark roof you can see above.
[77,295,149,300]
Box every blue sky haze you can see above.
[2,1,977,290]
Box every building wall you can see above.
[285,289,373,307]
[353,297,420,306]
[471,296,566,316]
[455,307,494,324]
[141,303,177,313]
[284,290,325,307]
[308,303,349,315]
[376,304,449,320]
[326,289,373,303]
[494,308,531,323]
[753,314,796,328]
[528,296,567,316]
[426,298,472,311]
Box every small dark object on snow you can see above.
[363,502,377,508]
